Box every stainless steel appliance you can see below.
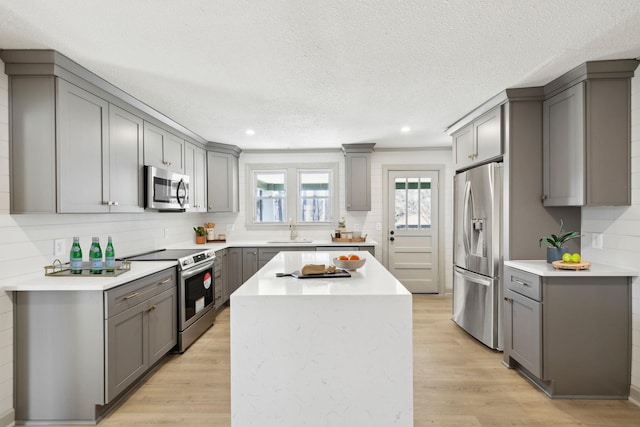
[453,162,503,350]
[124,248,215,352]
[145,166,189,211]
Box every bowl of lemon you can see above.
[333,254,366,271]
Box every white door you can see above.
[387,170,439,293]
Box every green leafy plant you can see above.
[538,219,581,248]
[193,226,206,236]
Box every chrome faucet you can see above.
[289,220,297,241]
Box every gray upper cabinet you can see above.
[542,60,638,206]
[343,143,374,211]
[453,106,502,171]
[57,79,110,213]
[207,143,241,213]
[143,121,185,173]
[185,142,207,212]
[107,105,144,212]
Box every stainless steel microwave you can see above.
[145,166,190,211]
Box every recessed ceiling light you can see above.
[246,129,255,136]
[401,126,411,133]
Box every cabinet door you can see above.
[504,288,542,378]
[108,105,144,212]
[106,302,148,402]
[185,143,207,212]
[242,248,259,283]
[345,152,371,211]
[227,247,243,295]
[214,250,226,309]
[147,287,178,366]
[453,124,474,171]
[57,79,110,213]
[143,122,185,173]
[542,82,585,206]
[207,151,239,212]
[474,108,502,162]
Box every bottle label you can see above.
[91,259,103,269]
[105,257,116,269]
[70,258,82,270]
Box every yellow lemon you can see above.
[561,253,572,263]
[571,253,581,263]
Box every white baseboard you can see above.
[629,384,640,407]
[0,408,15,427]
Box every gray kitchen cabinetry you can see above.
[185,142,208,212]
[316,246,375,255]
[15,268,177,424]
[7,77,144,213]
[214,249,227,309]
[143,121,185,173]
[453,106,502,171]
[342,143,374,211]
[503,265,631,398]
[207,142,241,213]
[257,246,315,269]
[242,247,259,283]
[105,268,177,402]
[542,60,638,206]
[227,247,244,296]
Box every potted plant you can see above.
[194,226,206,244]
[538,219,581,263]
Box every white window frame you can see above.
[247,163,339,227]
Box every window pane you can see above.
[395,177,432,229]
[254,171,286,223]
[299,170,330,222]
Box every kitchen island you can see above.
[231,251,413,426]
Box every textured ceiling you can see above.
[1,0,640,150]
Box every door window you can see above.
[394,177,432,230]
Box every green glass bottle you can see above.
[105,236,115,272]
[69,236,83,274]
[89,237,103,274]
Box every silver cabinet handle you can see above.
[504,297,513,302]
[159,278,172,285]
[146,305,157,313]
[513,279,530,287]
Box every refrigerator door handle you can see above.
[462,180,472,257]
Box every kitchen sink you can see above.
[266,239,313,244]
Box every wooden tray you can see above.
[551,260,591,271]
[332,237,366,243]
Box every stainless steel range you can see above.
[124,248,216,352]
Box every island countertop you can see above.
[230,250,414,426]
[233,250,409,297]
[504,260,638,277]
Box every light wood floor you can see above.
[64,295,640,426]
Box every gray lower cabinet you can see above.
[227,247,243,296]
[503,266,631,398]
[185,142,208,212]
[242,247,259,283]
[214,249,227,309]
[207,148,240,213]
[143,121,185,173]
[257,246,315,269]
[15,268,177,424]
[105,268,177,402]
[316,246,375,255]
[542,61,638,206]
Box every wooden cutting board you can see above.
[551,260,591,271]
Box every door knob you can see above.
[390,230,395,235]
[390,237,395,242]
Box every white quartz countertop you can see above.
[233,250,409,297]
[167,239,377,251]
[0,261,177,291]
[504,260,638,277]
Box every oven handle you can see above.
[181,259,215,280]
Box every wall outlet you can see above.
[591,233,603,249]
[226,224,235,232]
[164,228,169,239]
[375,223,382,231]
[54,239,66,258]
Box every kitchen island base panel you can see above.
[231,295,413,426]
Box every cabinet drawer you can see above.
[105,268,176,318]
[504,267,541,301]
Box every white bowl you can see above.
[333,257,366,271]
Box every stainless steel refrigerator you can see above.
[452,162,503,350]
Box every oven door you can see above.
[179,260,215,330]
